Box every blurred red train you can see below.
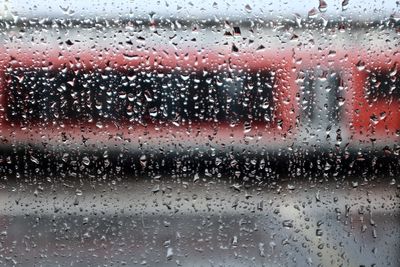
[0,23,399,155]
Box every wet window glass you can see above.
[0,0,399,266]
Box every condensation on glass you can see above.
[0,1,398,267]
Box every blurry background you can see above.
[0,0,399,266]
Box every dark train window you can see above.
[5,68,276,126]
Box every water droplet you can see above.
[356,60,366,71]
[231,235,238,247]
[166,247,173,260]
[318,0,327,12]
[244,121,252,133]
[282,220,294,228]
[342,0,349,11]
[140,155,147,168]
[82,156,90,166]
[258,242,265,257]
[308,7,318,18]
[30,156,39,165]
